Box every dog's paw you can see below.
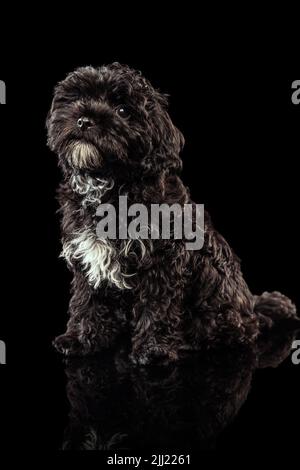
[130,344,178,366]
[53,334,92,357]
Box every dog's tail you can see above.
[254,291,300,368]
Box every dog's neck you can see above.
[69,172,114,208]
[66,170,182,209]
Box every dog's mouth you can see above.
[67,141,103,169]
[66,140,102,170]
[65,138,128,173]
[60,123,130,172]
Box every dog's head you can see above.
[46,63,184,177]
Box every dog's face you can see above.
[47,63,184,177]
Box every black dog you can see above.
[46,63,299,365]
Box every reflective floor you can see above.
[61,329,298,451]
[1,328,299,454]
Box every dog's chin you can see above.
[66,141,102,171]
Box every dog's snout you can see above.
[77,117,94,130]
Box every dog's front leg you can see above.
[130,266,185,365]
[53,273,121,356]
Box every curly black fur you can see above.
[46,63,299,365]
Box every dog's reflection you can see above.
[62,345,260,450]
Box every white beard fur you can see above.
[68,142,100,170]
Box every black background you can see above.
[0,25,299,456]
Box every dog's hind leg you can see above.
[254,291,300,367]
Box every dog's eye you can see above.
[116,105,130,119]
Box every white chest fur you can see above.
[61,174,131,290]
[61,227,131,290]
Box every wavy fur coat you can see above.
[46,63,299,365]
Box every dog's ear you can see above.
[46,90,60,151]
[45,105,55,151]
[45,109,51,133]
[142,96,185,175]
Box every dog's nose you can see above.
[77,117,94,130]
